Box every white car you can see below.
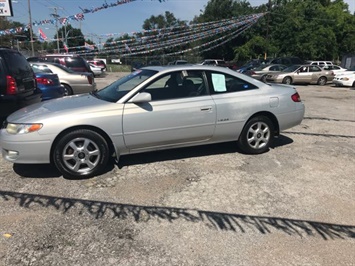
[89,63,103,77]
[332,71,355,88]
[322,65,348,74]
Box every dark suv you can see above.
[28,54,92,74]
[0,47,42,119]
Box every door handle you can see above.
[200,107,212,111]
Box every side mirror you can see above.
[129,92,152,103]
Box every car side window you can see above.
[143,70,207,101]
[207,71,257,94]
[309,66,321,72]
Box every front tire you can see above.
[238,116,274,154]
[282,77,292,85]
[53,129,109,178]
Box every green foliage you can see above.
[143,11,187,30]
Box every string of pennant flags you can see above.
[36,13,264,56]
[0,0,166,37]
[32,12,264,56]
[74,14,264,56]
[58,13,264,55]
[0,0,264,56]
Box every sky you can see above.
[8,0,355,44]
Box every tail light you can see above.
[36,77,54,85]
[6,75,17,95]
[87,75,93,85]
[291,92,301,102]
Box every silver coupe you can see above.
[1,65,305,178]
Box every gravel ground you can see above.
[0,74,354,266]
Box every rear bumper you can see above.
[40,85,65,101]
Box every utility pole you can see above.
[265,0,271,60]
[27,0,35,56]
[49,7,62,53]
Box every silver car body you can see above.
[248,64,287,82]
[1,65,305,177]
[30,62,96,94]
[266,64,335,85]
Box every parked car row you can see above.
[0,47,42,120]
[265,65,335,85]
[30,62,96,95]
[238,57,353,87]
[0,49,100,120]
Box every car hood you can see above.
[7,93,112,123]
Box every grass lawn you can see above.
[106,64,131,72]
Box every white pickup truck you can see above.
[111,59,122,64]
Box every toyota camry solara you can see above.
[0,65,305,178]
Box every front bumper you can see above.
[0,129,52,164]
[332,79,353,87]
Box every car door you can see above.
[294,66,312,83]
[309,66,323,82]
[122,70,216,151]
[205,71,260,139]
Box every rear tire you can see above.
[317,76,327,86]
[53,129,109,178]
[62,84,73,96]
[238,116,274,154]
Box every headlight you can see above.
[6,123,43,135]
[341,77,349,81]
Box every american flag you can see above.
[38,28,47,42]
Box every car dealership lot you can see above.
[0,74,354,265]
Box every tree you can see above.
[54,24,85,53]
[143,11,187,30]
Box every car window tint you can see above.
[144,70,206,101]
[3,51,32,75]
[31,64,52,74]
[207,71,257,94]
[65,58,86,68]
[97,69,157,102]
[309,66,321,72]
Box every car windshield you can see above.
[94,69,157,102]
[282,65,301,72]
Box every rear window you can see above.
[3,51,32,76]
[64,57,87,68]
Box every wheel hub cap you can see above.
[247,122,270,149]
